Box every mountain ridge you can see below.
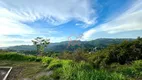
[4,38,135,52]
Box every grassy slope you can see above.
[0,53,126,80]
[0,50,142,80]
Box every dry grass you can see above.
[0,60,45,80]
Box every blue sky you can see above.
[0,0,142,47]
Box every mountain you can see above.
[6,38,134,53]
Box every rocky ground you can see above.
[0,68,9,80]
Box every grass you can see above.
[45,60,126,80]
[36,75,50,80]
[47,58,72,70]
[115,60,142,79]
[0,52,41,62]
[60,61,126,80]
[0,52,142,80]
[42,56,53,65]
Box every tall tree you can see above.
[32,37,50,56]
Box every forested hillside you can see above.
[6,38,134,53]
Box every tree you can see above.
[32,37,50,56]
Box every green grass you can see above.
[47,58,72,70]
[42,56,53,67]
[42,57,53,64]
[46,60,126,80]
[0,52,142,80]
[115,60,142,79]
[61,62,125,80]
[0,52,41,62]
[47,59,62,70]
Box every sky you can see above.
[0,0,142,47]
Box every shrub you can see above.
[48,60,125,80]
[47,59,72,70]
[117,67,137,77]
[47,59,62,70]
[132,60,142,71]
[88,38,142,67]
[42,57,53,65]
[60,61,125,80]
[50,68,62,79]
[0,52,41,62]
[116,60,142,79]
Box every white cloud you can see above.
[0,0,95,47]
[0,8,34,35]
[83,29,97,39]
[0,0,95,25]
[83,0,142,39]
[0,7,35,47]
[0,35,67,47]
[0,35,31,47]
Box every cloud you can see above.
[0,35,67,47]
[0,35,31,47]
[83,29,97,39]
[0,0,95,25]
[0,7,35,46]
[0,0,96,47]
[83,0,142,39]
[0,8,34,35]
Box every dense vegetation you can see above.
[6,38,134,53]
[0,52,41,61]
[88,37,142,67]
[0,37,141,80]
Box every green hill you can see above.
[6,38,134,53]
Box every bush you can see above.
[59,48,88,62]
[47,59,62,70]
[60,61,125,80]
[88,37,142,67]
[132,60,142,71]
[117,67,137,77]
[50,68,62,79]
[0,52,41,62]
[116,60,142,79]
[48,60,125,80]
[42,57,53,66]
